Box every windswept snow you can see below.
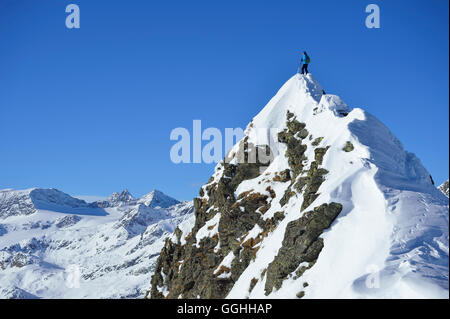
[221,74,448,299]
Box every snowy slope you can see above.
[138,190,180,208]
[0,188,91,219]
[0,188,193,299]
[150,74,449,299]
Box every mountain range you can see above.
[0,188,193,298]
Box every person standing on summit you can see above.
[300,51,310,75]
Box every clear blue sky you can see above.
[0,0,448,201]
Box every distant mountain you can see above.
[138,190,180,208]
[117,201,192,238]
[0,188,90,219]
[92,189,179,209]
[94,189,135,208]
[0,187,193,299]
[438,180,449,198]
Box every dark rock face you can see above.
[343,141,354,152]
[311,137,324,146]
[276,114,330,212]
[264,203,342,295]
[438,180,449,198]
[278,112,308,178]
[150,111,342,299]
[301,160,329,211]
[150,139,277,299]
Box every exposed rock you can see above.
[94,189,136,208]
[311,137,323,146]
[273,169,291,183]
[150,112,340,299]
[296,291,305,298]
[264,203,343,295]
[301,161,329,211]
[278,116,308,178]
[150,141,274,299]
[438,180,449,198]
[314,147,330,165]
[343,141,354,152]
[55,215,82,228]
[249,278,258,292]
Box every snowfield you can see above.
[0,189,193,299]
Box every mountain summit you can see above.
[150,74,449,299]
[94,189,179,209]
[0,188,90,219]
[138,190,180,208]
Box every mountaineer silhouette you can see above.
[300,51,310,75]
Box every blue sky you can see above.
[0,0,448,201]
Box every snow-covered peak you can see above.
[0,188,89,219]
[138,190,180,208]
[109,189,134,203]
[117,200,192,238]
[94,189,179,209]
[30,188,89,208]
[248,74,322,132]
[151,73,448,299]
[95,189,136,208]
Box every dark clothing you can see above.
[301,64,309,75]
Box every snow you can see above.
[214,252,234,278]
[224,74,448,299]
[174,214,196,246]
[195,213,220,245]
[0,188,193,299]
[138,190,180,208]
[316,94,350,116]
